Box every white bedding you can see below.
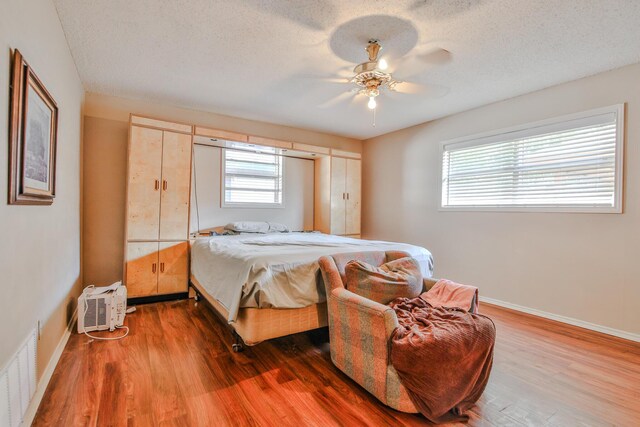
[191,232,433,323]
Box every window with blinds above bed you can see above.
[222,145,284,207]
[440,105,624,213]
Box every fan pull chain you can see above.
[372,107,376,127]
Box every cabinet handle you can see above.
[154,179,159,191]
[342,192,345,200]
[152,263,157,273]
[163,180,168,191]
[347,193,350,200]
[160,262,165,273]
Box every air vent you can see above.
[0,328,37,427]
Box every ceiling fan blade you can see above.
[417,47,452,65]
[389,81,426,95]
[317,90,357,109]
[391,46,451,82]
[392,46,450,68]
[295,64,355,84]
[299,76,352,84]
[388,82,449,98]
[323,77,352,84]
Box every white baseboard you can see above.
[22,309,77,426]
[480,296,640,343]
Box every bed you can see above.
[190,232,433,349]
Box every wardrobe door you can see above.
[345,159,361,236]
[125,242,159,297]
[126,126,163,240]
[159,131,192,240]
[158,241,189,295]
[330,156,347,235]
[313,156,332,234]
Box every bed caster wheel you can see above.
[232,343,244,353]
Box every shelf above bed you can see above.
[193,134,330,160]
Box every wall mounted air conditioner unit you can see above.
[78,282,127,333]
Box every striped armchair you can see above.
[318,251,437,413]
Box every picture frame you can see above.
[8,49,58,205]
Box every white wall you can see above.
[0,0,84,374]
[84,92,362,153]
[190,145,314,232]
[363,63,640,337]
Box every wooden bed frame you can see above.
[189,275,328,351]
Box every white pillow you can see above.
[225,221,269,233]
[224,221,290,233]
[267,222,289,233]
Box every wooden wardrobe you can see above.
[314,152,361,237]
[124,116,193,298]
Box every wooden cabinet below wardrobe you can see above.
[126,241,189,298]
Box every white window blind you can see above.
[440,105,624,212]
[222,146,283,207]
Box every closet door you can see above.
[158,242,189,295]
[345,159,361,236]
[159,131,192,240]
[125,242,159,297]
[126,126,163,240]
[330,157,347,235]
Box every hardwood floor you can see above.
[33,300,640,426]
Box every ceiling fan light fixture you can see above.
[365,87,380,98]
[327,39,433,122]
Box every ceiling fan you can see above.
[322,40,449,119]
[348,39,398,110]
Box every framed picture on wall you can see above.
[8,49,58,205]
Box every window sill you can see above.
[438,205,622,214]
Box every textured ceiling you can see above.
[54,0,640,139]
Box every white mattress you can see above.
[191,232,433,323]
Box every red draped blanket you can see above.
[389,295,496,423]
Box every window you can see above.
[222,145,284,207]
[440,105,624,212]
